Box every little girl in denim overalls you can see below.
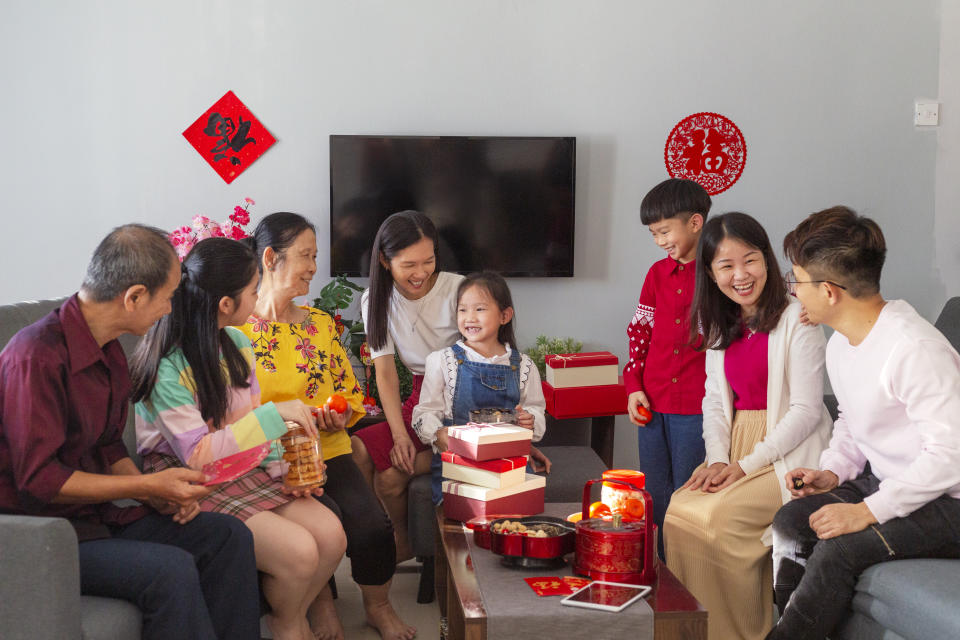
[411,272,549,504]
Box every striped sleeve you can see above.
[136,344,286,469]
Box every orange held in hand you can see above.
[589,501,612,519]
[636,406,653,425]
[325,394,348,414]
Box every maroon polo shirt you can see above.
[623,256,707,415]
[0,294,147,538]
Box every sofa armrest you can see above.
[0,515,82,639]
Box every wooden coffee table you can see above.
[435,508,706,640]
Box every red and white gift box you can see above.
[442,474,546,522]
[441,451,528,489]
[545,351,619,388]
[446,423,532,461]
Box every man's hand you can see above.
[785,468,839,498]
[809,502,877,539]
[172,501,203,525]
[682,462,727,491]
[706,462,745,492]
[627,391,652,426]
[141,467,211,507]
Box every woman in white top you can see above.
[662,212,833,640]
[352,211,464,561]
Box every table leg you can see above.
[591,415,615,468]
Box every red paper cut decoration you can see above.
[183,91,276,184]
[664,112,746,195]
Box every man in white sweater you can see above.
[765,206,960,640]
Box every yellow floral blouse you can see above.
[238,306,365,461]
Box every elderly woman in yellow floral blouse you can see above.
[239,212,414,640]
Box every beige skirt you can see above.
[663,410,782,640]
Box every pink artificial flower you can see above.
[210,225,225,237]
[244,197,255,205]
[192,215,211,229]
[229,225,247,240]
[230,206,251,226]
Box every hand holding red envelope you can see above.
[201,442,271,486]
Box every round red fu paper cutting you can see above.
[664,112,746,195]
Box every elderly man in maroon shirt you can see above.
[0,224,260,640]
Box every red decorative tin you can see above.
[574,478,658,585]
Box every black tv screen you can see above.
[329,135,576,277]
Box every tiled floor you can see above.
[260,558,443,639]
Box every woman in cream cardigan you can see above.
[663,212,832,640]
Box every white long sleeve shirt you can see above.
[820,299,960,524]
[412,341,546,449]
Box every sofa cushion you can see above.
[845,559,960,640]
[535,445,608,503]
[81,596,142,640]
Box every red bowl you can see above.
[465,514,523,550]
[488,516,575,559]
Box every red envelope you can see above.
[524,576,574,596]
[201,442,271,486]
[562,576,592,591]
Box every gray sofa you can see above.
[0,298,142,640]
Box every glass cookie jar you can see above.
[278,421,326,490]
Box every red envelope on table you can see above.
[562,576,592,591]
[524,576,574,596]
[201,442,271,486]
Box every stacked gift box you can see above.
[441,423,545,522]
[541,351,627,418]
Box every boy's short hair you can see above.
[783,206,886,298]
[640,178,712,225]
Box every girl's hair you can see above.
[456,272,518,350]
[131,237,259,428]
[242,211,316,274]
[690,212,789,351]
[366,210,440,350]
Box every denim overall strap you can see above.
[444,343,522,426]
[434,344,523,505]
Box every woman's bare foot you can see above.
[265,613,307,640]
[365,599,416,640]
[307,589,344,640]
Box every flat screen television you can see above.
[329,135,576,277]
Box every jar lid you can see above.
[602,469,646,489]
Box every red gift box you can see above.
[545,351,620,388]
[447,423,532,461]
[442,474,546,522]
[441,451,528,489]
[542,377,628,420]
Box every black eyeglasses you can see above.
[784,271,847,296]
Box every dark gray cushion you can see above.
[535,446,608,503]
[80,596,142,640]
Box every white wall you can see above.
[1,1,947,468]
[937,1,960,300]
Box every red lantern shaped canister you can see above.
[574,478,658,585]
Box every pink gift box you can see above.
[441,451,529,489]
[446,423,532,461]
[442,474,546,522]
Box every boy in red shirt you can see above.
[624,178,711,558]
